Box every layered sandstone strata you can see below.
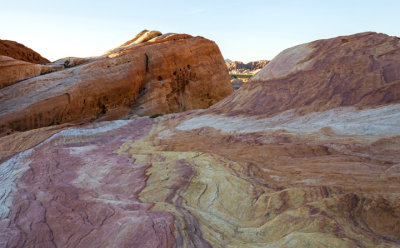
[1,32,399,247]
[0,40,61,89]
[216,32,400,116]
[0,31,233,133]
[0,56,62,89]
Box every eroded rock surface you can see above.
[216,32,400,117]
[0,31,233,133]
[1,32,400,247]
[0,56,62,89]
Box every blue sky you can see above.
[1,0,399,62]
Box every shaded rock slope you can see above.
[0,30,233,133]
[1,32,400,247]
[0,39,50,64]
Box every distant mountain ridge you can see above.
[225,59,269,89]
[225,59,269,74]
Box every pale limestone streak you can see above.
[177,105,400,140]
[0,119,132,219]
[0,149,32,218]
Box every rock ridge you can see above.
[0,39,50,64]
[0,30,233,133]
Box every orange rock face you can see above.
[0,31,233,133]
[1,32,400,247]
[0,39,50,64]
[0,56,62,89]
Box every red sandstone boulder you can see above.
[0,31,233,133]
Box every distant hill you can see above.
[225,60,269,75]
[225,60,269,88]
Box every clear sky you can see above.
[1,0,400,62]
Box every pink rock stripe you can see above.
[0,118,176,248]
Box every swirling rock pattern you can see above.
[1,32,400,247]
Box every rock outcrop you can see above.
[0,40,61,89]
[225,60,269,74]
[1,32,400,247]
[104,30,162,54]
[226,60,269,88]
[0,39,50,64]
[0,31,233,133]
[216,32,400,116]
[0,56,62,89]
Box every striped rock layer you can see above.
[0,31,233,133]
[1,32,400,247]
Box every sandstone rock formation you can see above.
[216,32,400,117]
[1,32,400,247]
[226,60,269,88]
[0,31,233,133]
[104,30,162,54]
[0,39,50,64]
[0,56,62,89]
[225,60,269,74]
[0,40,61,89]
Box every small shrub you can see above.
[149,113,163,118]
